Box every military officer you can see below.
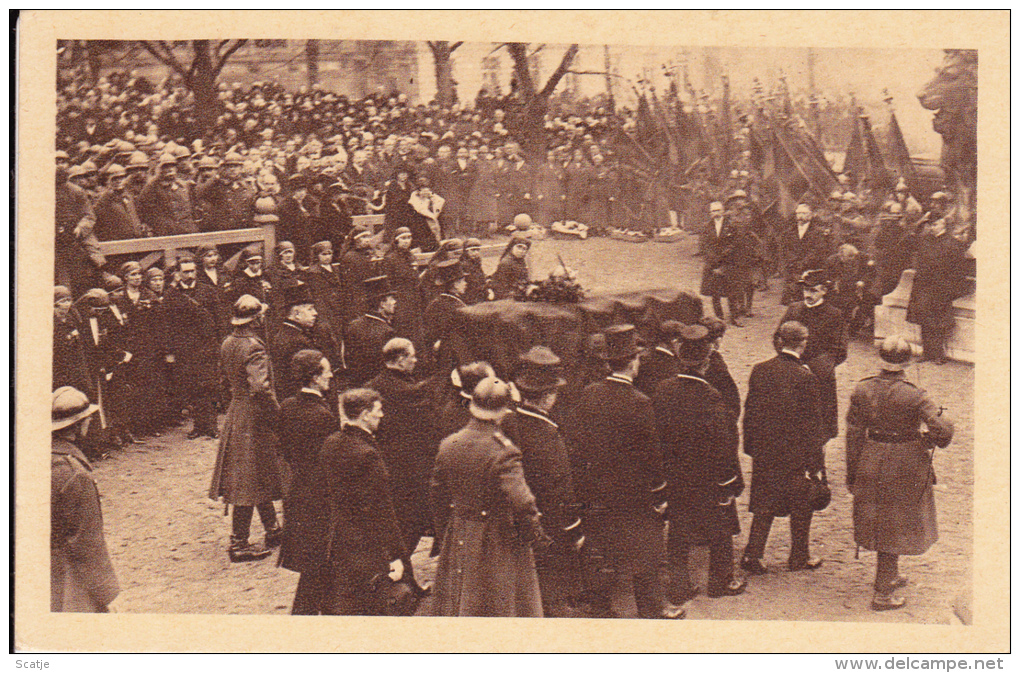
[501,346,584,617]
[196,151,256,231]
[652,325,746,604]
[136,154,197,236]
[846,336,954,611]
[565,325,684,620]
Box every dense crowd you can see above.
[51,69,972,620]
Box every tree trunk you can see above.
[86,41,102,85]
[186,41,221,138]
[306,39,319,88]
[433,49,455,107]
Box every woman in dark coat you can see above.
[383,167,416,243]
[108,261,159,440]
[532,149,565,227]
[302,241,347,361]
[53,285,93,399]
[488,232,532,300]
[845,336,954,611]
[384,226,426,350]
[468,148,499,234]
[563,148,592,222]
[428,377,547,617]
[140,267,175,432]
[418,238,464,307]
[277,350,340,614]
[584,154,617,234]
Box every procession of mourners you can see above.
[51,51,974,619]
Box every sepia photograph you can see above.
[14,10,1009,654]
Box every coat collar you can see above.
[516,403,558,429]
[52,437,91,469]
[364,312,390,325]
[440,292,467,306]
[605,374,634,386]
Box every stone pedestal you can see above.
[874,268,976,364]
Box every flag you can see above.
[843,112,866,187]
[885,109,919,194]
[860,115,892,191]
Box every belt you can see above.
[867,429,922,443]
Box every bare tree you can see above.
[139,39,249,134]
[306,39,320,88]
[426,41,463,107]
[503,42,579,162]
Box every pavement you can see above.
[93,233,973,623]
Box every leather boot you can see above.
[228,535,272,563]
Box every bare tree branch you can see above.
[426,41,439,55]
[140,40,188,77]
[507,43,534,100]
[564,70,619,77]
[539,43,579,98]
[214,39,248,73]
[487,42,508,57]
[449,41,463,52]
[528,44,546,58]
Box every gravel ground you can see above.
[93,234,973,623]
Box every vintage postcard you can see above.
[14,10,1009,653]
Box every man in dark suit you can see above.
[634,320,685,397]
[501,346,584,618]
[653,325,746,604]
[271,283,325,402]
[699,200,744,326]
[277,174,320,266]
[700,316,742,420]
[565,325,684,620]
[165,254,223,440]
[906,212,969,364]
[345,275,397,387]
[781,202,833,304]
[781,269,848,442]
[741,321,826,574]
[366,337,437,596]
[315,388,407,615]
[422,259,469,374]
[277,349,339,614]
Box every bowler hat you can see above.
[435,258,466,286]
[280,282,314,309]
[797,269,831,288]
[52,386,99,432]
[599,324,643,361]
[516,346,567,392]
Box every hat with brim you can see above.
[516,345,567,392]
[676,324,712,363]
[797,269,832,289]
[231,295,269,325]
[879,335,913,372]
[599,324,644,361]
[51,387,100,431]
[280,282,314,309]
[436,258,466,285]
[468,377,512,421]
[362,274,393,301]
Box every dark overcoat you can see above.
[846,370,954,555]
[634,346,682,398]
[208,326,283,506]
[780,300,847,440]
[319,425,407,589]
[270,320,319,402]
[704,350,741,420]
[384,249,426,347]
[743,352,825,516]
[137,178,197,236]
[699,216,739,297]
[277,390,339,573]
[366,367,441,545]
[906,231,969,326]
[652,373,743,544]
[423,292,469,373]
[51,438,120,612]
[165,282,223,392]
[93,188,145,241]
[489,256,529,300]
[345,313,396,387]
[428,419,545,617]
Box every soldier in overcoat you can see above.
[501,347,584,617]
[845,336,954,611]
[51,387,120,612]
[564,325,683,620]
[652,325,746,603]
[208,295,284,563]
[428,377,549,617]
[136,154,197,236]
[740,321,826,575]
[316,388,408,615]
[277,349,340,614]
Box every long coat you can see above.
[345,313,396,387]
[277,390,339,573]
[467,158,499,223]
[700,216,739,297]
[781,300,847,440]
[137,178,197,236]
[366,367,442,547]
[423,292,469,373]
[634,346,682,398]
[270,320,320,402]
[93,188,145,241]
[428,419,545,617]
[532,162,565,226]
[489,255,529,300]
[384,249,426,349]
[906,231,969,327]
[51,438,120,612]
[165,282,223,393]
[743,352,825,516]
[208,326,283,506]
[846,369,954,555]
[303,264,347,356]
[704,350,741,420]
[652,373,743,544]
[319,425,407,591]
